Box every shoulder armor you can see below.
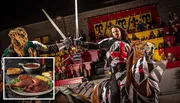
[98,37,113,44]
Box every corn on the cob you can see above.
[35,75,50,82]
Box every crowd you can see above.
[54,46,92,81]
[129,12,180,62]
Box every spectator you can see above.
[78,63,88,78]
[168,12,179,26]
[168,12,175,26]
[71,47,82,64]
[81,49,92,62]
[167,40,172,47]
[151,24,155,30]
[166,53,176,62]
[69,64,78,78]
[164,40,172,48]
[63,51,73,66]
[157,28,165,37]
[137,20,146,31]
[173,26,180,46]
[157,43,165,60]
[59,66,67,79]
[55,66,59,80]
[173,13,178,21]
[148,31,156,39]
[133,24,141,33]
[65,65,72,78]
[158,43,164,55]
[165,32,170,36]
[145,23,151,30]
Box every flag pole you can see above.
[75,0,79,38]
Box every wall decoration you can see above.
[34,35,49,44]
[42,36,49,44]
[34,37,41,43]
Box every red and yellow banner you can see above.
[88,5,159,40]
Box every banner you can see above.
[128,29,159,39]
[88,5,159,40]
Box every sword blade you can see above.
[42,9,67,40]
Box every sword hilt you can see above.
[73,37,82,41]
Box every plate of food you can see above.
[9,74,53,96]
[6,68,24,76]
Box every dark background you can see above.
[0,0,134,31]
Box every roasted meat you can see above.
[18,74,30,80]
[11,78,33,88]
[33,83,49,93]
[32,78,41,86]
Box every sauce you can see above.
[24,64,39,68]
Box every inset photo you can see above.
[2,57,55,100]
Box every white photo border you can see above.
[2,57,55,100]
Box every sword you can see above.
[42,9,67,40]
[42,9,82,48]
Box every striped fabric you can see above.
[96,58,167,103]
[132,56,149,85]
[126,57,167,103]
[93,41,167,103]
[93,41,130,103]
[72,53,82,63]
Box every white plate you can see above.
[9,74,53,96]
[9,86,53,96]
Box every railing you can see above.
[55,76,83,86]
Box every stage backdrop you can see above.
[88,5,159,41]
